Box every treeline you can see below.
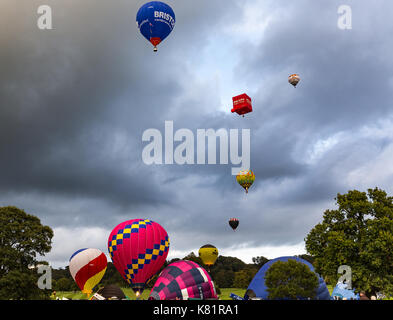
[52,253,314,292]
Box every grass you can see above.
[55,287,342,301]
[219,288,246,300]
[327,285,334,295]
[52,288,247,300]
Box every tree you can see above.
[214,269,235,288]
[100,262,127,288]
[233,269,256,288]
[252,256,269,268]
[0,206,53,299]
[295,254,314,265]
[55,277,73,291]
[182,252,203,265]
[264,259,319,300]
[216,256,247,271]
[0,269,50,300]
[305,188,393,297]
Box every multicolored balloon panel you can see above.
[69,248,107,296]
[149,260,218,300]
[108,219,169,294]
[236,170,255,193]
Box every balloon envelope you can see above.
[96,284,127,300]
[244,256,331,300]
[288,74,300,87]
[231,93,252,116]
[236,170,255,193]
[198,244,218,267]
[229,218,239,231]
[331,282,359,300]
[108,219,169,294]
[136,1,175,50]
[69,248,107,296]
[149,260,218,300]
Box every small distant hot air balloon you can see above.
[229,218,239,231]
[231,93,252,117]
[149,260,218,300]
[236,170,255,194]
[69,248,107,298]
[136,1,176,52]
[108,219,169,298]
[288,74,300,87]
[198,244,218,271]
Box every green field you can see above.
[47,286,393,300]
[327,285,333,295]
[54,286,337,300]
[52,288,246,300]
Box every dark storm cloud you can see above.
[147,0,393,249]
[0,1,238,213]
[229,0,393,201]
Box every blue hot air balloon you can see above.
[244,256,331,300]
[136,1,176,52]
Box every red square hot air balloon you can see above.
[231,93,252,117]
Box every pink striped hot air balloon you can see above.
[69,248,107,297]
[108,219,169,297]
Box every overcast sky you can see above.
[1,0,393,268]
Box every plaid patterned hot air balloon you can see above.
[108,219,169,297]
[149,260,218,300]
[236,170,255,193]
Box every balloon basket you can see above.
[131,284,145,300]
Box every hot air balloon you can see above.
[229,218,239,231]
[69,248,107,298]
[108,219,169,297]
[236,169,255,193]
[136,1,176,52]
[198,244,218,271]
[149,260,218,300]
[288,74,300,87]
[231,93,252,117]
[244,256,331,300]
[94,284,128,300]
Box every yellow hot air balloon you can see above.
[236,170,255,194]
[198,244,218,269]
[288,74,300,87]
